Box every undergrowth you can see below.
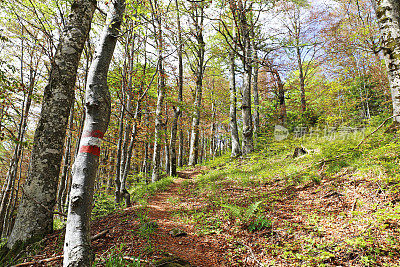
[91,177,174,220]
[174,123,400,266]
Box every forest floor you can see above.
[9,132,400,267]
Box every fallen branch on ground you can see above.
[355,115,396,150]
[10,230,110,267]
[302,115,399,171]
[11,255,63,266]
[237,241,264,267]
[90,229,109,241]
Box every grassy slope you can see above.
[7,126,400,267]
[172,128,400,266]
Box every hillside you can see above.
[7,127,400,266]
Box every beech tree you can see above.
[219,0,257,154]
[151,0,166,182]
[374,0,400,122]
[279,2,321,113]
[229,28,241,158]
[169,0,184,176]
[188,0,207,166]
[63,0,126,264]
[6,0,96,251]
[0,36,39,238]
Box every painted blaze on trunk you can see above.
[63,0,125,265]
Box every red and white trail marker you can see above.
[79,130,104,156]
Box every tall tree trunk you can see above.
[119,36,137,198]
[270,69,287,126]
[121,133,134,206]
[169,0,183,176]
[57,106,74,214]
[165,139,170,173]
[3,148,24,239]
[143,142,150,182]
[63,0,125,264]
[375,0,400,122]
[229,44,241,158]
[170,111,178,176]
[0,77,33,238]
[241,55,253,154]
[151,1,166,182]
[178,130,183,168]
[7,0,96,251]
[276,72,287,125]
[142,143,148,173]
[120,91,146,200]
[296,46,306,113]
[210,102,216,159]
[252,49,260,138]
[232,0,253,155]
[114,101,124,203]
[188,3,205,166]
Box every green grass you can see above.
[130,177,173,206]
[174,123,400,266]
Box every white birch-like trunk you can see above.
[252,49,260,138]
[151,1,165,182]
[188,4,205,166]
[177,130,183,168]
[233,0,253,155]
[114,103,124,202]
[6,0,96,251]
[242,58,254,154]
[63,0,125,265]
[229,47,241,158]
[375,0,400,122]
[169,0,183,176]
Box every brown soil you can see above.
[13,167,226,267]
[10,165,400,266]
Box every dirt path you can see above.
[140,176,227,266]
[12,164,400,266]
[22,168,226,266]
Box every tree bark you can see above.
[0,76,33,238]
[119,38,135,204]
[188,2,205,166]
[230,0,253,155]
[169,0,183,176]
[275,71,287,125]
[63,0,125,265]
[164,140,170,174]
[229,44,241,158]
[57,106,74,215]
[296,46,306,113]
[151,0,166,182]
[114,101,124,203]
[210,102,216,159]
[375,0,400,122]
[252,49,260,138]
[177,130,183,168]
[241,55,254,154]
[7,0,96,250]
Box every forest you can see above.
[0,0,400,265]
